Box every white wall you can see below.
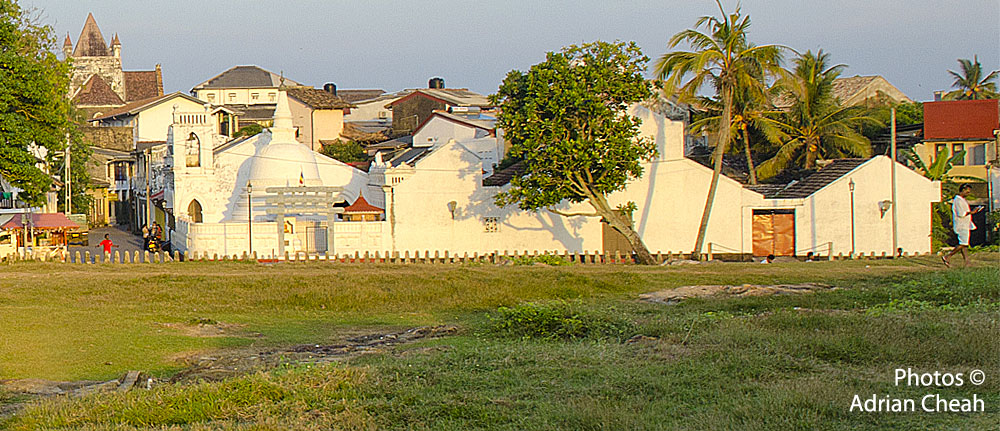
[195,88,279,106]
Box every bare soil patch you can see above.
[639,282,836,304]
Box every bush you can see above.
[485,300,634,341]
[511,255,571,266]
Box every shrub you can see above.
[511,255,571,266]
[485,300,634,341]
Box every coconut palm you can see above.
[654,0,783,259]
[756,50,878,179]
[688,84,782,185]
[943,56,999,100]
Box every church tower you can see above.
[67,13,124,101]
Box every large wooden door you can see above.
[602,211,633,255]
[752,209,795,256]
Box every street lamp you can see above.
[849,178,856,257]
[247,181,253,257]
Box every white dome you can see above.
[247,136,323,188]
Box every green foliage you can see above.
[860,101,923,141]
[492,40,654,211]
[902,148,984,249]
[320,138,367,164]
[0,1,83,205]
[756,50,879,179]
[942,55,999,100]
[486,300,635,341]
[510,254,571,266]
[233,123,262,138]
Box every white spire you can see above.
[270,90,296,143]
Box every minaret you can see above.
[62,33,72,59]
[110,33,121,59]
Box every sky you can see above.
[23,0,1000,102]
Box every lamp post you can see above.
[849,178,856,257]
[247,181,253,257]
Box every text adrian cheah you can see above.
[850,368,987,413]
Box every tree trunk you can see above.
[692,87,733,261]
[743,126,757,185]
[587,194,656,265]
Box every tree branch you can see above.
[548,208,600,217]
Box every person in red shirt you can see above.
[97,234,117,255]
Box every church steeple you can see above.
[72,13,109,57]
[110,33,121,58]
[62,33,72,58]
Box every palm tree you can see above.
[689,84,781,185]
[943,56,999,100]
[756,50,877,179]
[654,0,782,260]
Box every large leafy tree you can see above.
[756,50,877,179]
[0,0,84,207]
[654,0,782,259]
[492,41,658,264]
[943,55,999,100]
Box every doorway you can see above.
[752,209,795,256]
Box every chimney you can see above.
[429,77,445,89]
[323,82,337,96]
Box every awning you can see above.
[150,190,164,201]
[1,213,80,230]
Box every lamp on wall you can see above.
[878,200,893,218]
[447,201,457,219]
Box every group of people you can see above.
[142,223,164,252]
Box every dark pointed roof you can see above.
[72,75,123,106]
[73,13,110,57]
[63,33,72,48]
[192,66,303,90]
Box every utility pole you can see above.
[64,141,71,214]
[145,148,151,227]
[890,108,898,256]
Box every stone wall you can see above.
[392,96,445,134]
[70,56,125,100]
[82,126,133,152]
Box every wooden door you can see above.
[752,209,795,256]
[602,211,632,255]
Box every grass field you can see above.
[1,254,997,430]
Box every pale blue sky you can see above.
[24,0,1000,101]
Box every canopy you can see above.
[1,213,80,230]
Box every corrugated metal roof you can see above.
[924,99,999,140]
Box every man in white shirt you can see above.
[942,184,981,268]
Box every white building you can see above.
[166,98,940,259]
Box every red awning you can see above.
[343,196,383,213]
[150,190,164,200]
[1,213,80,230]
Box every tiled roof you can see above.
[483,161,526,187]
[72,75,123,106]
[286,88,354,109]
[924,99,999,140]
[773,75,910,109]
[390,89,493,108]
[750,158,868,199]
[94,92,204,120]
[72,13,109,57]
[123,67,163,102]
[337,89,385,103]
[192,66,303,90]
[343,196,383,213]
[2,213,79,230]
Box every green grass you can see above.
[1,254,998,429]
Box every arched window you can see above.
[185,132,201,167]
[187,199,203,223]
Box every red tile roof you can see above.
[72,75,124,106]
[2,213,79,230]
[124,66,163,102]
[343,196,383,213]
[924,99,999,140]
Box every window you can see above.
[207,94,215,102]
[228,93,236,102]
[484,217,499,233]
[378,111,388,119]
[934,144,947,160]
[185,132,201,167]
[187,199,203,223]
[251,93,259,101]
[268,93,276,102]
[952,144,965,165]
[971,143,986,165]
